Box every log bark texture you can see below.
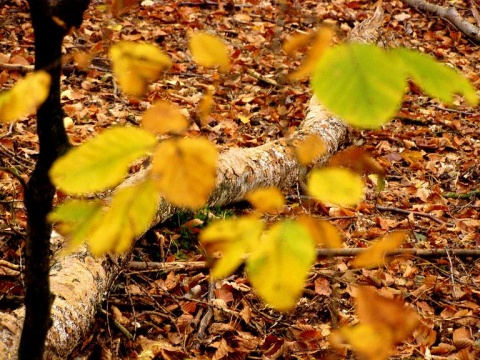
[0,4,385,358]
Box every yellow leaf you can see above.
[293,134,326,165]
[73,51,92,71]
[298,216,343,248]
[88,179,159,255]
[283,30,315,57]
[48,199,103,253]
[150,137,218,209]
[307,167,365,207]
[109,41,171,97]
[288,27,334,81]
[142,100,189,135]
[189,32,230,72]
[50,127,157,194]
[356,286,420,344]
[330,324,394,360]
[351,231,406,269]
[246,221,316,311]
[0,71,51,123]
[246,187,285,214]
[197,89,215,125]
[200,216,264,279]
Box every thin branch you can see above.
[0,260,21,271]
[442,190,480,199]
[0,166,28,191]
[376,205,446,225]
[402,0,480,43]
[128,248,480,273]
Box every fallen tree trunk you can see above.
[0,3,386,357]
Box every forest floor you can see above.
[1,0,480,359]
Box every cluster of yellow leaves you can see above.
[50,33,231,255]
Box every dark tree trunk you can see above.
[19,1,90,359]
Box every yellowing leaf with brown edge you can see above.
[246,220,316,311]
[307,167,365,207]
[142,100,188,135]
[356,286,420,344]
[288,27,334,81]
[330,324,394,360]
[109,41,171,97]
[150,137,218,209]
[200,216,264,279]
[0,71,50,123]
[298,215,342,248]
[246,187,285,214]
[87,178,159,256]
[351,231,406,269]
[50,127,157,194]
[189,32,230,72]
[293,134,326,165]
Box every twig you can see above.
[128,248,480,274]
[442,190,480,199]
[472,0,480,27]
[246,69,280,87]
[376,205,446,225]
[445,249,457,298]
[316,248,480,258]
[100,309,134,340]
[196,282,214,340]
[401,0,480,43]
[128,261,207,272]
[0,166,28,191]
[431,104,475,116]
[0,123,15,140]
[0,260,21,271]
[0,63,34,73]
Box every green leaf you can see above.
[311,43,406,129]
[307,167,365,207]
[50,127,157,194]
[48,199,103,252]
[392,47,478,106]
[246,221,316,311]
[200,216,264,279]
[87,178,159,255]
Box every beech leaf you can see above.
[109,41,171,97]
[189,32,230,71]
[246,187,285,214]
[246,221,316,311]
[311,43,406,128]
[142,100,189,135]
[200,216,264,279]
[0,71,51,123]
[50,127,157,194]
[307,167,365,207]
[87,179,159,256]
[151,137,218,209]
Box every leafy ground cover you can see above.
[0,0,479,358]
